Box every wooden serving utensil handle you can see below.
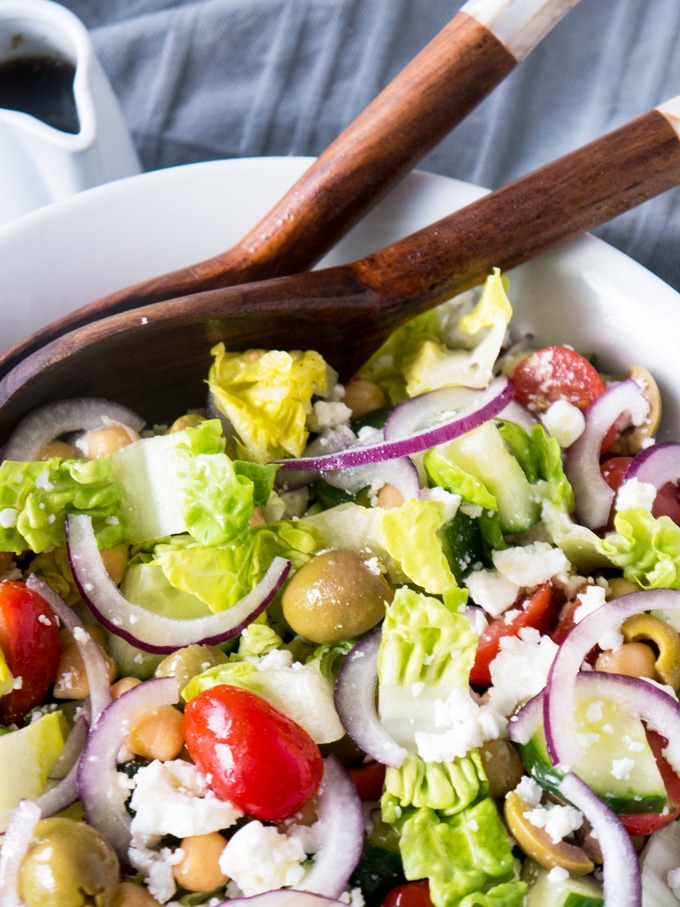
[4,94,680,437]
[1,0,581,378]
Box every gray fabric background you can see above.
[57,0,680,293]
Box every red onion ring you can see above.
[0,798,41,905]
[1,397,145,462]
[77,675,179,861]
[301,755,365,898]
[624,441,680,493]
[564,379,647,529]
[334,628,408,769]
[278,378,513,471]
[27,574,112,723]
[544,589,680,771]
[66,513,291,654]
[559,772,641,907]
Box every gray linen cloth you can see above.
[60,0,680,293]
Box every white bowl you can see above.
[2,156,679,435]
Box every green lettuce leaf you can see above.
[0,456,123,554]
[359,269,512,402]
[377,586,475,749]
[382,751,488,819]
[208,344,332,462]
[397,798,519,907]
[599,507,680,588]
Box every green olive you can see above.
[155,643,229,694]
[281,548,393,644]
[19,817,119,907]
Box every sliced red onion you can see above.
[278,377,513,471]
[66,513,290,654]
[323,455,420,502]
[27,574,112,723]
[77,675,179,860]
[0,798,41,905]
[544,589,680,771]
[564,379,648,529]
[2,397,145,462]
[559,772,641,907]
[300,755,365,898]
[334,628,408,769]
[625,442,680,493]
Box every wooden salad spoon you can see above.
[0,0,581,372]
[2,94,680,441]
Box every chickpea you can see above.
[167,413,205,433]
[99,543,129,586]
[53,626,117,700]
[343,379,387,420]
[594,641,659,680]
[83,422,141,459]
[113,881,162,907]
[37,439,78,460]
[281,548,394,644]
[172,832,229,892]
[478,738,525,799]
[110,675,142,699]
[126,704,185,761]
[18,817,119,907]
[374,483,405,509]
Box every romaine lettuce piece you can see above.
[382,751,488,818]
[208,345,332,462]
[599,507,680,588]
[377,586,475,749]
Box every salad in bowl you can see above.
[1,254,680,907]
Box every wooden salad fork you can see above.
[0,0,581,372]
[1,94,680,440]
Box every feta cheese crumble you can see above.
[487,627,559,716]
[220,820,309,896]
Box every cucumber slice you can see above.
[517,690,668,815]
[439,421,540,533]
[522,859,603,907]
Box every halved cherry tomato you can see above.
[601,456,680,526]
[0,580,61,726]
[469,583,559,687]
[184,684,324,821]
[619,729,680,835]
[601,456,633,495]
[512,346,606,413]
[382,881,435,907]
[349,760,387,800]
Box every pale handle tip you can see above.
[462,0,582,61]
[658,96,680,141]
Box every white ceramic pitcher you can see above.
[0,0,140,227]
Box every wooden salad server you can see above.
[0,0,581,372]
[2,93,680,441]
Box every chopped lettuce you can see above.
[395,799,523,907]
[208,345,332,462]
[0,456,123,554]
[359,269,512,402]
[599,507,680,588]
[301,498,457,594]
[377,586,475,749]
[382,751,488,818]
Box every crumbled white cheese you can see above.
[414,687,507,762]
[127,760,244,902]
[487,627,559,716]
[667,866,680,898]
[306,400,353,433]
[513,775,543,808]
[419,486,462,522]
[492,541,571,587]
[541,399,586,448]
[548,866,571,883]
[0,508,17,529]
[220,820,308,896]
[526,800,584,844]
[615,477,657,513]
[464,567,519,618]
[611,757,635,780]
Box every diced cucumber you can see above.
[438,421,540,533]
[517,691,668,815]
[522,859,603,907]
